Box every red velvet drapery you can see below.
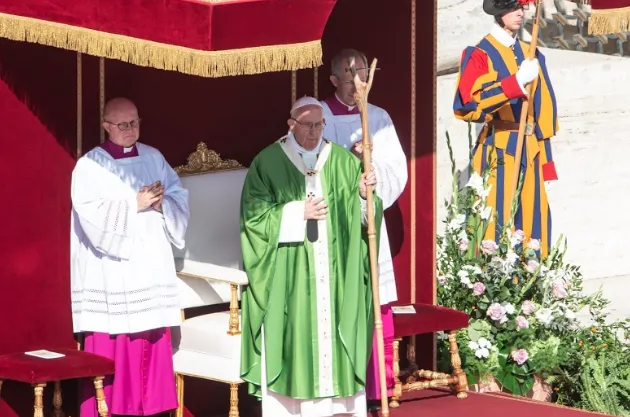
[0,0,335,50]
[590,0,630,8]
[0,0,337,76]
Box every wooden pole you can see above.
[508,0,543,218]
[351,58,390,416]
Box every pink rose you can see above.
[514,230,525,242]
[515,316,529,331]
[481,240,499,255]
[511,349,529,365]
[486,303,507,323]
[521,301,535,316]
[552,280,568,299]
[459,239,469,252]
[525,259,539,274]
[473,282,486,296]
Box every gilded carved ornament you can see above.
[173,142,242,176]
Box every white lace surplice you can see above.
[70,143,189,335]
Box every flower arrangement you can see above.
[436,129,630,399]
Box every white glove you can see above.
[516,58,539,86]
[544,181,554,193]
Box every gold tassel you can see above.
[0,12,322,77]
[588,7,630,35]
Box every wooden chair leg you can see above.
[389,338,402,408]
[93,376,109,417]
[175,373,185,417]
[33,383,46,417]
[447,330,468,399]
[0,380,3,396]
[52,381,65,417]
[229,383,239,417]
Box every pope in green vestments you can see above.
[240,97,383,416]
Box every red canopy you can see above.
[570,0,630,34]
[0,0,336,77]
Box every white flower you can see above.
[480,206,493,220]
[477,337,492,349]
[457,270,473,288]
[463,265,483,275]
[466,172,484,195]
[506,251,519,265]
[564,309,576,320]
[536,308,554,327]
[468,341,479,350]
[475,347,490,359]
[503,303,515,315]
[448,214,466,230]
[527,239,541,251]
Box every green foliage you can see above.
[577,352,630,416]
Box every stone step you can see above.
[522,0,630,57]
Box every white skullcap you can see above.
[291,96,322,113]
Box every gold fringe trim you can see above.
[588,6,630,34]
[0,12,322,77]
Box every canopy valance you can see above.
[0,0,336,77]
[570,0,630,34]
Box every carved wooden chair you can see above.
[170,143,249,417]
[389,303,470,407]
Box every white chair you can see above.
[170,143,249,417]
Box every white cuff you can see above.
[278,201,306,243]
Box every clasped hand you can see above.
[137,181,165,212]
[304,196,328,220]
[303,171,376,220]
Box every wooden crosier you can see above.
[350,58,389,416]
[507,0,543,219]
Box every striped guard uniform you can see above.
[453,24,559,257]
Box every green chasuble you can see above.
[240,135,383,400]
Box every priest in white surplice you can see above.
[322,48,408,405]
[71,98,189,417]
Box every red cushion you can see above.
[0,349,115,384]
[392,303,469,339]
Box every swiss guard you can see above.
[453,0,559,257]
